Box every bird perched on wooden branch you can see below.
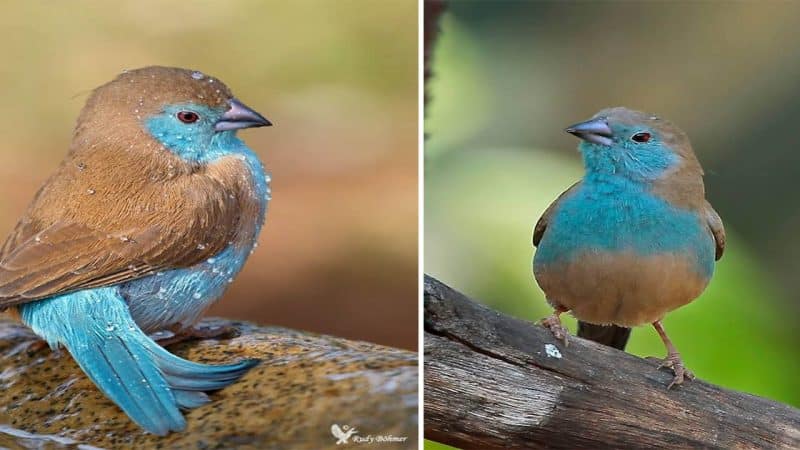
[532,107,725,388]
[0,66,272,434]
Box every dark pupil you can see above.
[177,111,199,123]
[632,132,651,143]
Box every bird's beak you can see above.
[215,98,272,132]
[565,118,613,146]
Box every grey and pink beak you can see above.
[215,98,272,131]
[565,117,613,146]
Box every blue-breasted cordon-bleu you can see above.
[0,66,273,434]
[533,107,725,388]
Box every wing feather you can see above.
[704,200,725,261]
[533,181,581,247]
[0,164,243,309]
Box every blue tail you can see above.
[18,287,259,435]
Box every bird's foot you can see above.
[26,339,50,355]
[7,339,51,357]
[656,351,695,389]
[157,324,240,347]
[540,314,569,346]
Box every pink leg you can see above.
[652,320,695,389]
[541,305,570,346]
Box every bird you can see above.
[532,107,725,388]
[0,66,273,434]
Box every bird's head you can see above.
[566,107,699,183]
[74,66,270,163]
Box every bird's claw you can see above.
[157,324,240,347]
[540,314,569,347]
[188,324,240,340]
[656,352,694,389]
[25,339,50,356]
[6,339,51,357]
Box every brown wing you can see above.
[704,200,725,261]
[533,181,581,247]
[0,154,247,310]
[0,222,159,302]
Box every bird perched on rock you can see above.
[532,107,724,388]
[0,66,272,434]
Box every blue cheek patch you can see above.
[145,104,229,162]
[579,125,680,182]
[619,142,679,180]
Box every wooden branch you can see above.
[0,316,417,449]
[423,275,800,449]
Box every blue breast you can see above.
[533,176,715,278]
[121,133,269,333]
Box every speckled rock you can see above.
[0,316,417,449]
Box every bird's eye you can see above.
[631,132,651,143]
[177,111,200,124]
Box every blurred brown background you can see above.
[0,1,418,350]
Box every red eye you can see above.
[177,111,199,124]
[631,132,651,143]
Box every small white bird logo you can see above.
[331,424,358,445]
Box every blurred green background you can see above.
[425,4,800,445]
[0,1,417,350]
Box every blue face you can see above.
[579,122,678,183]
[145,103,235,163]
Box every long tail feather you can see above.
[148,343,260,391]
[69,332,185,435]
[173,390,211,410]
[149,343,260,383]
[19,287,259,435]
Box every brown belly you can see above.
[534,251,709,327]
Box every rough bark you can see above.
[424,275,800,449]
[0,317,417,449]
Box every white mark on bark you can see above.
[545,343,562,359]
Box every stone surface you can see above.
[0,317,417,449]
